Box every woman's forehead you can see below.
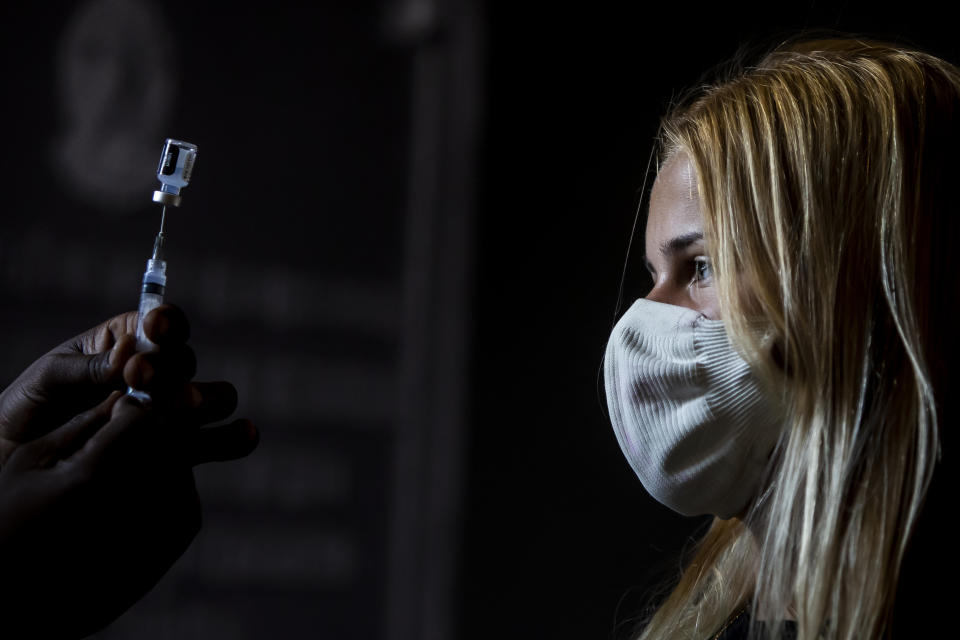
[646,153,703,253]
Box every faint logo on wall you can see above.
[51,0,177,212]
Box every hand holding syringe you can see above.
[128,139,198,403]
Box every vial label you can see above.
[160,143,180,176]
[183,153,195,181]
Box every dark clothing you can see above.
[715,611,797,640]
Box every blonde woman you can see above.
[604,38,960,639]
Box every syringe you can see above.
[128,138,199,404]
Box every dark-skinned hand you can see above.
[0,306,258,638]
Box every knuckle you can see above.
[62,456,95,485]
[33,354,62,391]
[86,351,107,386]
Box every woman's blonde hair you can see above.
[638,38,960,640]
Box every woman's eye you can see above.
[693,258,713,284]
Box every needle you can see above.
[152,205,167,260]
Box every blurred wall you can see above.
[0,1,479,639]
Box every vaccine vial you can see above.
[152,138,198,207]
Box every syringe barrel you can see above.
[135,258,167,349]
[129,258,167,403]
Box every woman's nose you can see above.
[645,279,696,312]
[645,278,679,306]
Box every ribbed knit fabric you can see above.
[604,299,783,518]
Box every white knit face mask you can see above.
[604,298,784,519]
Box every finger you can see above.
[74,394,156,472]
[0,335,136,453]
[67,312,139,356]
[28,315,139,391]
[143,304,191,346]
[129,382,237,432]
[190,419,259,465]
[4,393,120,471]
[38,392,122,462]
[189,381,239,424]
[42,332,137,392]
[122,345,197,390]
[0,316,137,461]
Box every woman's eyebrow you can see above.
[659,231,704,257]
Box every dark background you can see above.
[1,2,956,639]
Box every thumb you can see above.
[0,335,137,453]
[3,392,120,473]
[37,334,137,393]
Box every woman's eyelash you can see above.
[693,258,713,282]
